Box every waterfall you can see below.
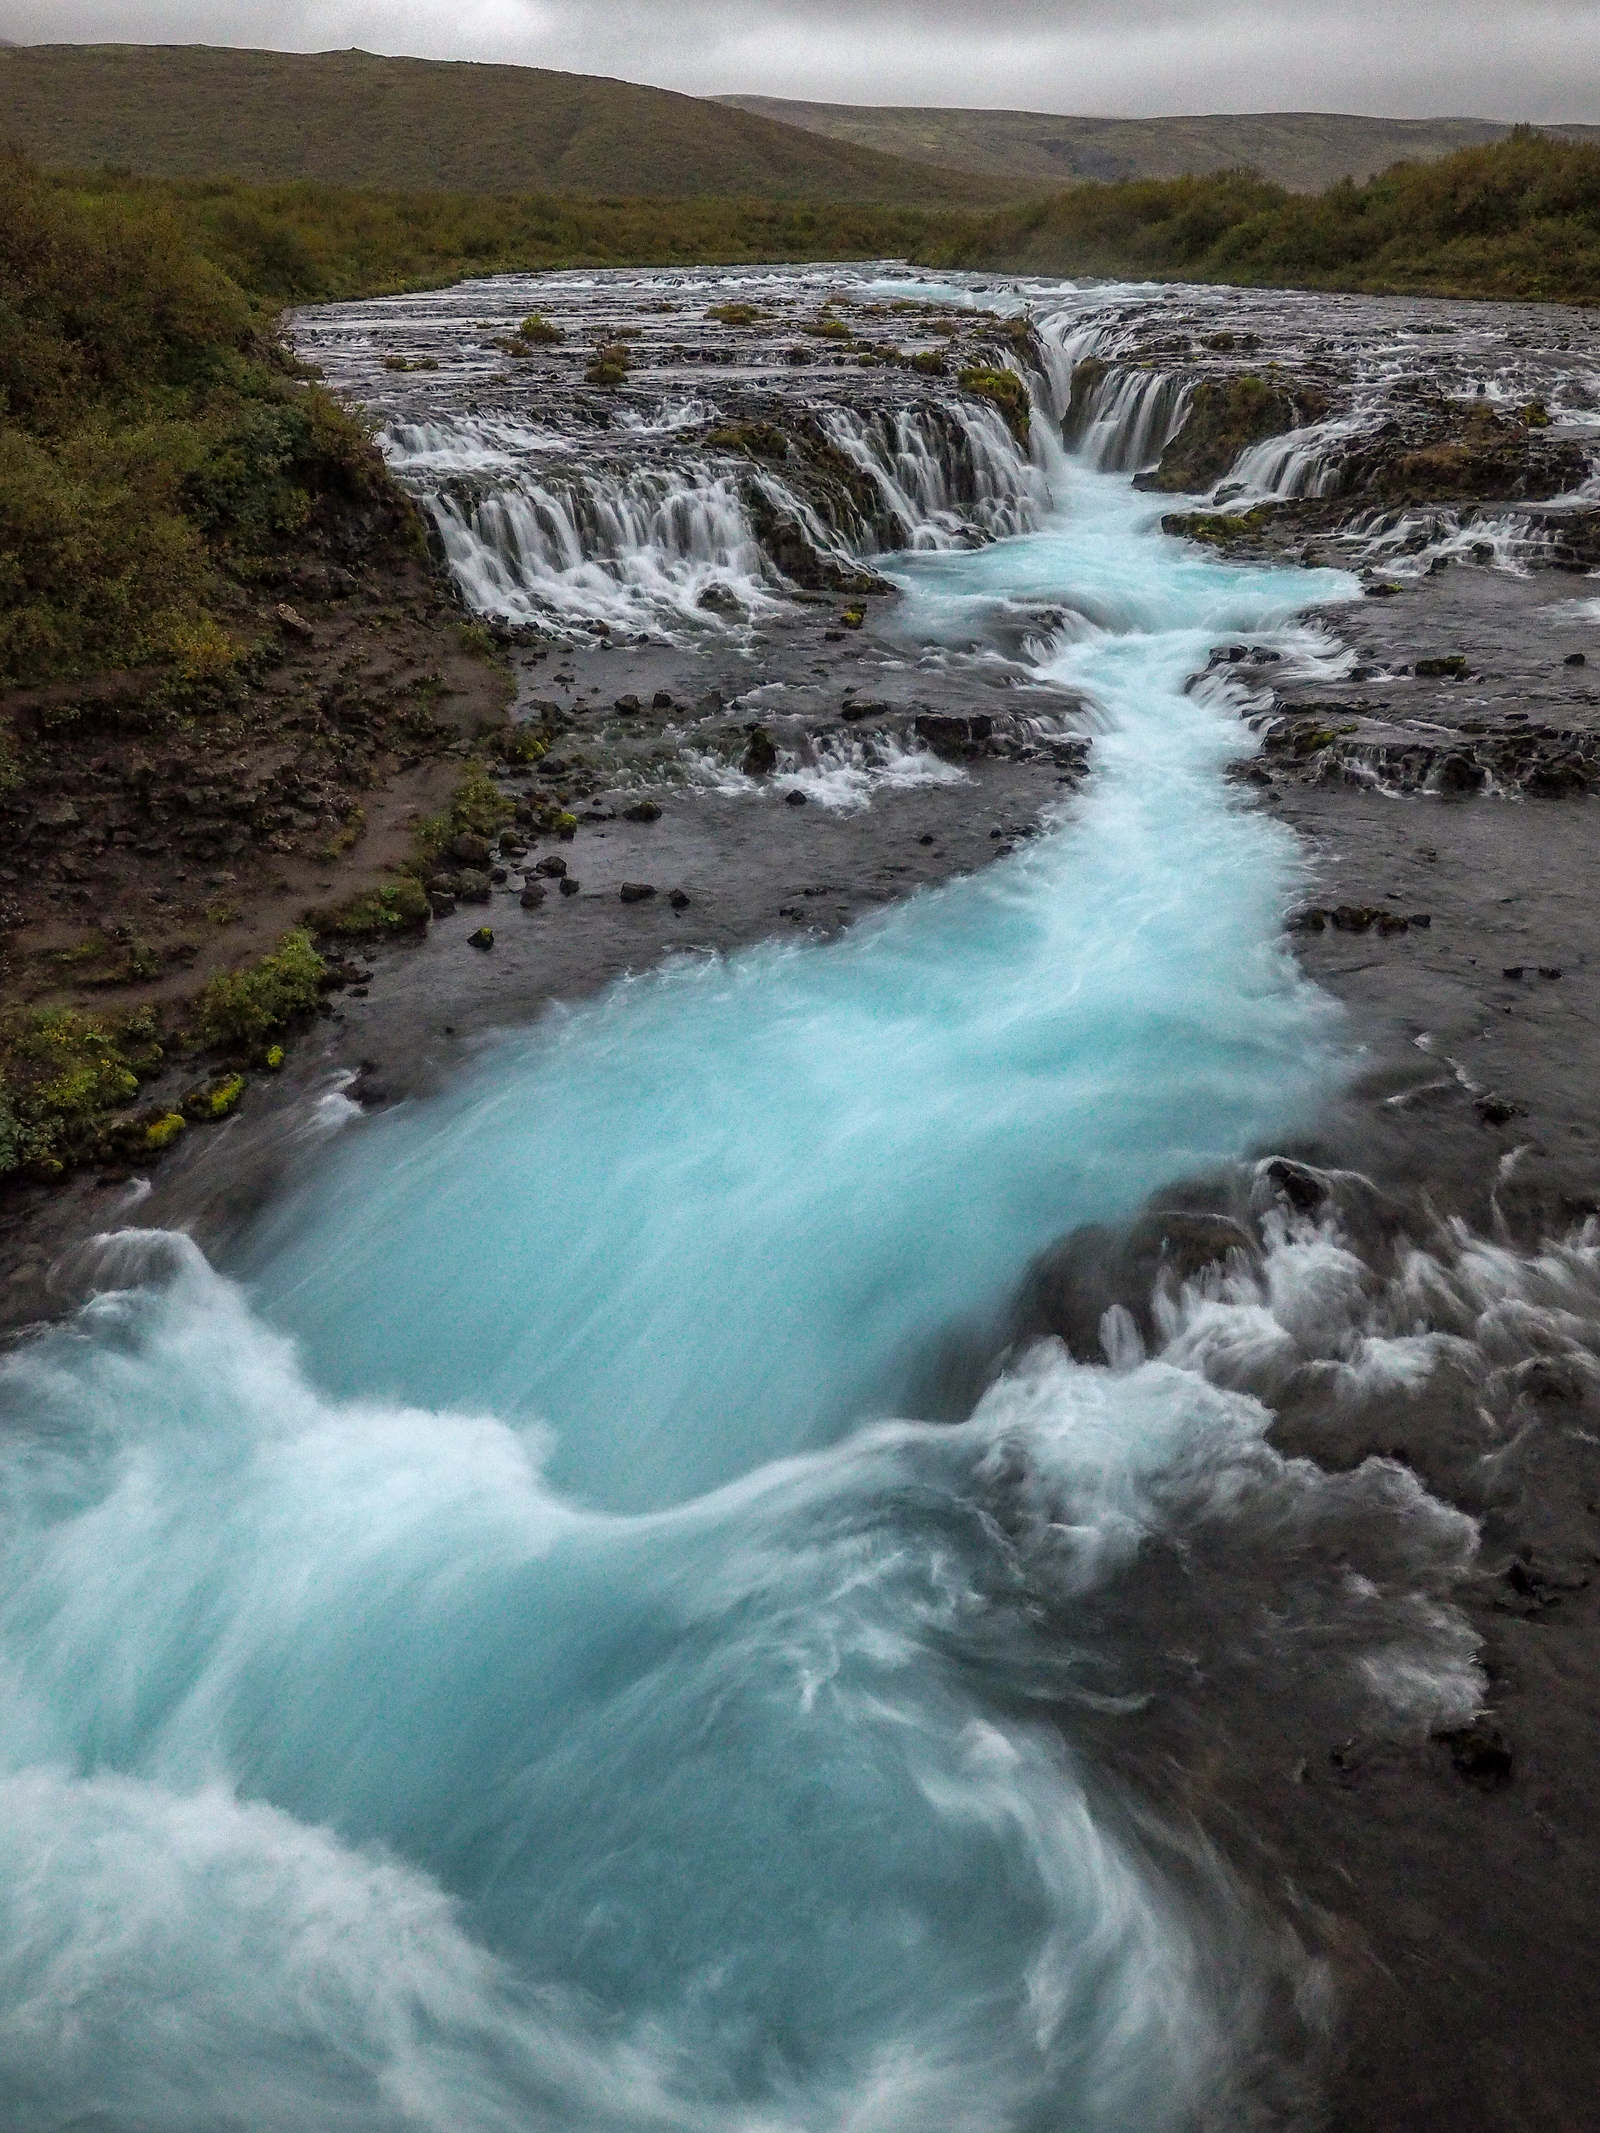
[1066,366,1195,474]
[818,401,1048,549]
[422,463,787,629]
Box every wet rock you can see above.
[456,868,492,903]
[468,926,494,951]
[1517,1356,1586,1402]
[619,882,656,903]
[652,690,675,709]
[1414,655,1470,679]
[519,883,547,909]
[1263,1158,1329,1215]
[785,789,808,806]
[614,694,642,714]
[559,876,580,896]
[742,726,778,776]
[1475,1093,1523,1126]
[1522,758,1590,797]
[449,832,492,867]
[1564,651,1586,666]
[668,888,690,908]
[1013,1197,1259,1359]
[533,855,568,877]
[490,866,508,885]
[1436,753,1486,794]
[841,698,890,722]
[915,713,994,760]
[1436,1722,1513,1791]
[622,800,663,822]
[430,891,457,916]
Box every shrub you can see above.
[191,930,326,1048]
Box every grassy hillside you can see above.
[931,132,1600,302]
[721,97,1600,196]
[0,44,1016,206]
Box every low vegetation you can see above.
[934,132,1600,303]
[0,152,400,695]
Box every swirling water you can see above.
[0,304,1482,2131]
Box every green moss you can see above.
[191,929,326,1049]
[498,721,553,765]
[0,1006,157,1178]
[1162,506,1276,545]
[515,311,563,344]
[181,1071,246,1120]
[584,346,631,385]
[143,1112,187,1150]
[706,303,763,325]
[311,876,431,938]
[957,366,1030,443]
[910,349,946,375]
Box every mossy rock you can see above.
[516,313,563,345]
[498,722,552,765]
[706,303,763,326]
[1162,506,1275,546]
[1139,375,1312,493]
[144,1112,188,1151]
[958,367,1030,444]
[585,349,631,386]
[910,350,946,376]
[1415,655,1470,678]
[182,1072,246,1122]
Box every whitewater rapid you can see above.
[0,275,1490,2131]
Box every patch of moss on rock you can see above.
[958,367,1030,444]
[1139,375,1323,494]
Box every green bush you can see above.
[191,930,326,1048]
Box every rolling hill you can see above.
[0,44,1018,204]
[719,97,1600,195]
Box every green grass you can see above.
[933,132,1600,303]
[0,44,1017,206]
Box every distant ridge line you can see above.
[0,44,1019,205]
[716,95,1600,195]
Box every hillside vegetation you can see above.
[933,133,1600,303]
[0,154,398,697]
[0,44,1015,206]
[721,98,1600,196]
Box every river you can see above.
[0,266,1519,2130]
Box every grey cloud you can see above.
[9,0,1600,120]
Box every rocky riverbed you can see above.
[5,262,1600,2133]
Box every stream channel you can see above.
[0,268,1519,2130]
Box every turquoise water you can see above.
[0,461,1363,2129]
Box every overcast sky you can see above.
[9,1,1600,121]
